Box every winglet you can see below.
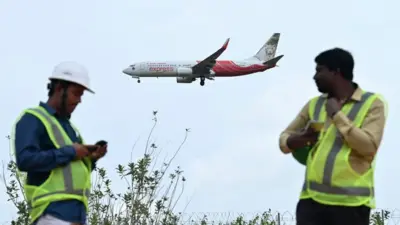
[191,37,230,74]
[222,38,230,50]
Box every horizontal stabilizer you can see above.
[263,55,284,67]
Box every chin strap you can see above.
[59,82,70,118]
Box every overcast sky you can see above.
[1,0,399,223]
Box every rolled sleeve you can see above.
[279,100,311,154]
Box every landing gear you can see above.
[132,76,141,83]
[200,77,205,86]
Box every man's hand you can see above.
[72,143,90,160]
[286,126,320,150]
[326,97,342,118]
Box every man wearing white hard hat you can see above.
[11,61,107,225]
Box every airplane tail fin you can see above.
[248,33,281,62]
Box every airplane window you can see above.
[130,64,135,70]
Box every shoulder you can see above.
[363,91,388,119]
[14,108,45,132]
[371,93,387,105]
[366,92,388,119]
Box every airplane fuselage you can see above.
[122,33,283,86]
[126,60,273,78]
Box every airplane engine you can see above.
[176,77,195,83]
[177,67,193,75]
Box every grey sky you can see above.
[1,0,399,222]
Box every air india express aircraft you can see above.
[122,33,283,86]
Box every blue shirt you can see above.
[14,102,96,224]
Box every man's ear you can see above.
[47,81,60,97]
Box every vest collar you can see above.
[39,102,71,119]
[39,102,57,115]
[349,84,363,101]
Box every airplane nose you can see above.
[122,68,131,74]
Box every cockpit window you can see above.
[129,64,135,70]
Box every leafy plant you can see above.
[370,209,391,225]
[87,111,190,225]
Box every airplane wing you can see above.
[191,38,230,75]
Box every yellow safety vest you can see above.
[12,106,92,223]
[299,91,378,208]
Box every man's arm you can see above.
[279,100,311,154]
[13,113,77,172]
[332,96,387,159]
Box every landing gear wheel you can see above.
[200,77,205,86]
[137,79,141,83]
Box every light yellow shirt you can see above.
[279,85,388,174]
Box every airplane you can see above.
[122,33,284,86]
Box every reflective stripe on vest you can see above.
[312,96,326,121]
[302,92,374,197]
[26,107,90,208]
[301,96,326,192]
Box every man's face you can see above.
[313,65,336,94]
[64,83,85,114]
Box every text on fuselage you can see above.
[147,63,174,72]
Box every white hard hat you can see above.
[49,61,94,94]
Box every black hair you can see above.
[47,79,71,97]
[314,48,354,81]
